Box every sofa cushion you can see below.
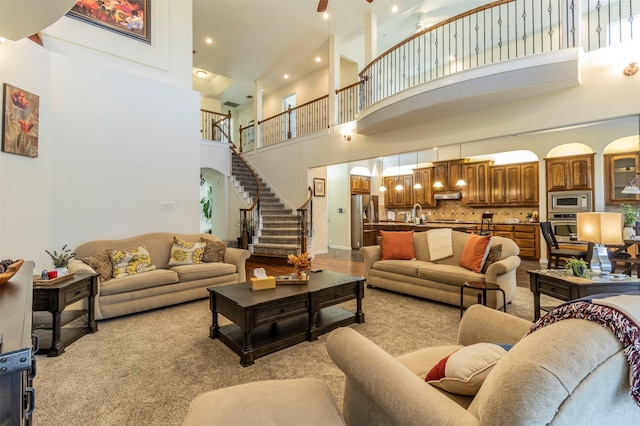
[168,236,206,267]
[418,264,483,285]
[425,342,510,396]
[481,244,502,273]
[372,260,433,277]
[110,246,156,278]
[380,231,416,260]
[460,234,492,273]
[100,268,179,296]
[82,249,113,282]
[427,228,453,261]
[170,262,237,282]
[201,238,227,263]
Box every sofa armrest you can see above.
[326,327,478,426]
[483,255,520,281]
[359,245,381,280]
[68,258,96,275]
[224,247,250,282]
[457,305,532,346]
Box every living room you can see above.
[2,1,640,424]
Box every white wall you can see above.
[0,1,198,272]
[262,67,329,118]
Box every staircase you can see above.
[230,153,311,262]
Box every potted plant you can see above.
[200,185,213,234]
[236,217,255,248]
[45,244,76,276]
[620,204,637,238]
[565,257,588,278]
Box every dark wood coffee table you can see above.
[209,270,365,366]
[528,269,640,320]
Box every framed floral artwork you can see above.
[314,178,326,197]
[67,0,150,43]
[2,84,39,158]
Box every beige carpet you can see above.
[33,283,551,426]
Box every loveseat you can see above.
[327,304,640,425]
[68,232,250,320]
[360,230,521,309]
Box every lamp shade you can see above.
[576,212,623,245]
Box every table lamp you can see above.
[576,212,623,275]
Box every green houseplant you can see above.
[620,204,638,238]
[200,185,213,233]
[565,257,589,278]
[45,244,77,268]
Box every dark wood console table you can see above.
[32,273,98,356]
[528,269,640,321]
[209,270,365,366]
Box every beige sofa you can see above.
[360,230,521,309]
[327,304,640,425]
[68,232,249,320]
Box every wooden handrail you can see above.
[359,0,514,77]
[335,81,360,94]
[257,95,329,125]
[297,186,314,255]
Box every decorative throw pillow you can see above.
[110,246,156,278]
[380,230,416,260]
[201,238,227,263]
[82,249,113,282]
[481,244,502,274]
[425,342,511,395]
[426,228,454,261]
[460,234,493,273]
[168,236,206,267]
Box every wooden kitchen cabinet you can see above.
[463,161,491,206]
[384,175,413,207]
[604,151,640,204]
[545,154,594,191]
[350,175,371,194]
[513,224,540,259]
[490,161,539,206]
[491,224,514,239]
[412,168,437,207]
[433,160,465,192]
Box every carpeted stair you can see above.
[231,153,311,260]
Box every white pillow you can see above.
[427,228,453,261]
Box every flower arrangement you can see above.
[45,244,77,268]
[565,257,588,278]
[287,252,312,279]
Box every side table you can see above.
[460,281,507,318]
[32,273,98,356]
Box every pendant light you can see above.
[456,143,467,187]
[378,157,387,192]
[433,147,444,188]
[413,151,423,189]
[621,115,640,194]
[395,154,403,191]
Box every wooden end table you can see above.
[32,273,98,356]
[459,281,506,318]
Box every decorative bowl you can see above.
[0,259,25,285]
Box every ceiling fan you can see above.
[317,0,373,13]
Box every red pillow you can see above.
[380,231,416,260]
[460,234,492,273]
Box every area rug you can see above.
[33,285,548,426]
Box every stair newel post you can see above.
[286,105,292,140]
[297,186,314,255]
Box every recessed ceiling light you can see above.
[284,74,289,79]
[315,56,321,63]
[392,5,399,13]
[322,12,329,20]
[196,70,207,79]
[205,38,213,44]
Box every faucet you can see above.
[413,203,423,223]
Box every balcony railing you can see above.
[201,109,231,143]
[258,95,328,147]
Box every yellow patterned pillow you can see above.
[110,246,156,278]
[168,236,206,267]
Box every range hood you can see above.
[434,191,462,200]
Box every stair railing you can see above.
[201,109,231,143]
[297,186,314,255]
[230,147,260,250]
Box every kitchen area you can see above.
[348,151,601,261]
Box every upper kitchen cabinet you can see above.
[463,161,492,206]
[433,160,465,192]
[384,175,413,207]
[350,175,371,194]
[412,168,437,207]
[545,154,594,191]
[490,161,539,206]
[604,151,640,204]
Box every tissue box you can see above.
[250,276,276,290]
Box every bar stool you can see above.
[460,281,507,318]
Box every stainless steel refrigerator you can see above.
[351,194,379,249]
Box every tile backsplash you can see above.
[384,200,539,223]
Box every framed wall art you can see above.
[67,0,150,43]
[2,84,40,158]
[313,178,326,197]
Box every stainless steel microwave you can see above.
[548,190,593,213]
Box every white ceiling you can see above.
[192,0,488,109]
